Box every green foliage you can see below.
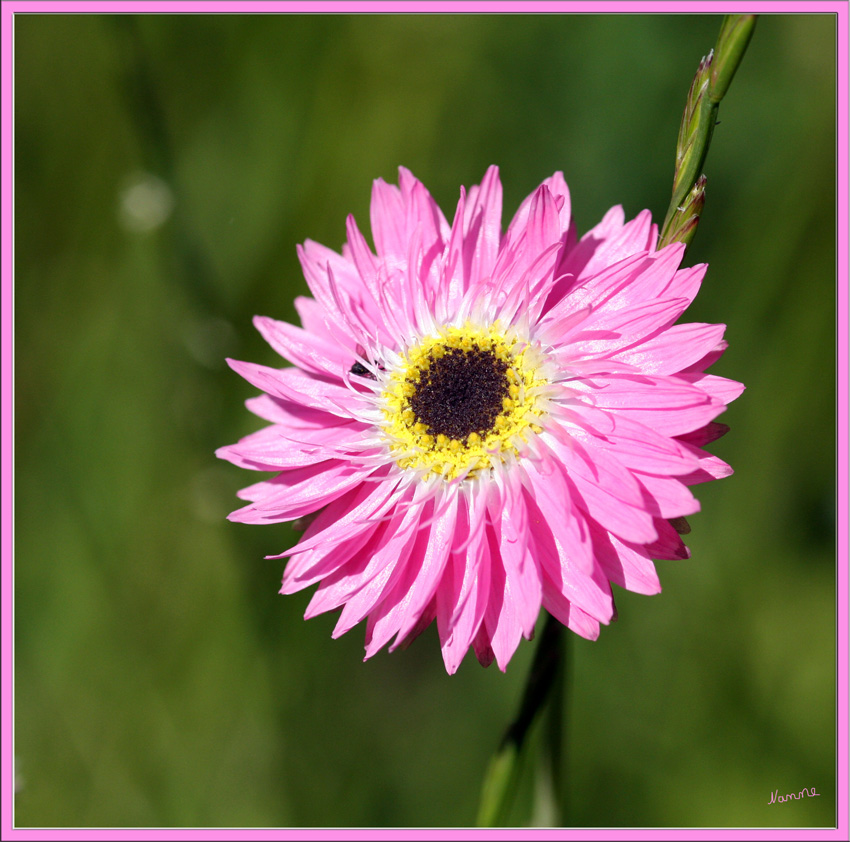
[14,13,836,828]
[660,15,756,249]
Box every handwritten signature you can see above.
[769,787,820,805]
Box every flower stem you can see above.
[659,14,757,250]
[532,623,569,826]
[476,613,566,827]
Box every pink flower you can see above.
[218,167,743,673]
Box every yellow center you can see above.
[381,324,547,480]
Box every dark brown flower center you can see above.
[407,346,510,441]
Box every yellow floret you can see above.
[380,324,547,480]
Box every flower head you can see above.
[218,167,743,673]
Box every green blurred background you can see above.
[14,12,837,829]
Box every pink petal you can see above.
[565,468,658,544]
[363,504,440,658]
[587,242,687,314]
[541,585,601,641]
[333,497,427,637]
[462,164,503,284]
[343,214,383,319]
[559,207,656,284]
[676,421,730,447]
[272,472,401,560]
[583,207,658,275]
[216,421,369,471]
[296,241,361,343]
[496,184,561,285]
[556,205,625,283]
[442,490,489,627]
[586,374,727,436]
[561,297,692,358]
[490,484,542,639]
[359,490,466,657]
[398,224,437,335]
[472,622,496,668]
[588,521,663,595]
[565,407,701,476]
[278,489,402,595]
[543,433,658,544]
[664,263,707,307]
[244,393,350,428]
[293,295,357,354]
[399,167,451,254]
[644,518,690,560]
[436,186,468,323]
[394,596,438,651]
[681,342,728,374]
[482,523,525,672]
[369,177,406,260]
[286,524,380,597]
[227,359,359,419]
[610,322,728,376]
[506,171,572,243]
[229,460,373,523]
[675,441,735,484]
[525,492,615,625]
[635,473,701,519]
[494,241,563,328]
[386,173,451,318]
[540,252,649,332]
[678,372,746,404]
[253,315,351,378]
[390,492,460,647]
[435,505,491,675]
[303,521,392,619]
[522,460,595,576]
[305,494,430,623]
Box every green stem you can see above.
[548,625,568,818]
[659,14,757,249]
[476,614,566,827]
[531,626,569,827]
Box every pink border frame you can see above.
[1,2,846,840]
